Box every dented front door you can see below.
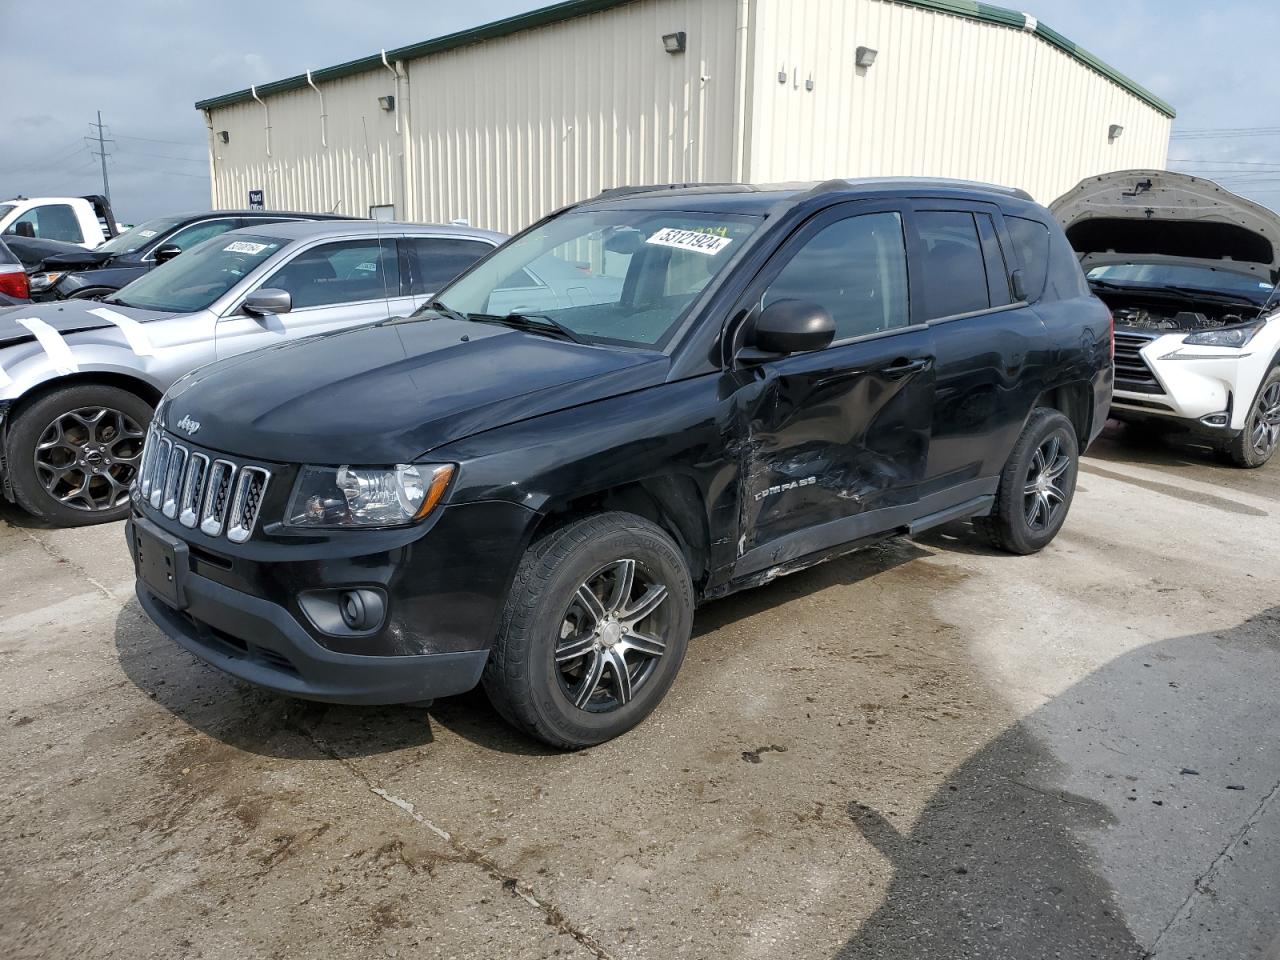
[728,202,936,576]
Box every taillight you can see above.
[0,266,29,300]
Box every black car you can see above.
[129,178,1113,748]
[3,234,88,273]
[30,209,350,301]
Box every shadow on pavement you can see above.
[835,607,1280,960]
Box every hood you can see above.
[1049,170,1280,284]
[0,299,172,348]
[161,315,669,464]
[40,249,114,270]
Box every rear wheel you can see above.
[8,383,152,525]
[1224,367,1280,468]
[483,512,693,749]
[978,408,1079,555]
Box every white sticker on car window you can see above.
[138,229,157,238]
[646,227,733,256]
[223,240,270,255]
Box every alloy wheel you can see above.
[32,406,146,512]
[1022,433,1071,532]
[1250,381,1280,459]
[554,558,671,712]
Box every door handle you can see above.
[880,357,931,378]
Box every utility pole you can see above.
[88,111,112,205]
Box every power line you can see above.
[115,146,207,164]
[0,137,91,177]
[113,133,205,149]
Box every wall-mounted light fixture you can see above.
[662,31,687,54]
[218,130,230,144]
[855,46,878,69]
[378,95,396,112]
[1108,123,1125,142]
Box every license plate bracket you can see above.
[130,516,189,610]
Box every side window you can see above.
[163,219,239,253]
[4,205,84,244]
[763,212,910,340]
[406,237,493,294]
[1006,216,1051,302]
[263,239,399,309]
[914,211,990,319]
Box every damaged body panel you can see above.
[1052,170,1280,465]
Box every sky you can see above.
[2,0,1278,223]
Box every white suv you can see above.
[1053,170,1280,467]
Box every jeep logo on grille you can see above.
[175,414,201,436]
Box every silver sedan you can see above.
[0,219,505,525]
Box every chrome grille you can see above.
[137,428,272,543]
[178,453,209,528]
[147,437,172,510]
[161,444,188,519]
[227,467,269,544]
[1114,332,1163,394]
[199,460,236,537]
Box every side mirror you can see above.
[243,288,292,316]
[153,244,183,265]
[746,299,835,356]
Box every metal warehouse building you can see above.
[196,0,1174,235]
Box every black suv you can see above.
[129,179,1112,748]
[30,209,347,301]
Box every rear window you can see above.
[915,211,990,319]
[1006,216,1050,302]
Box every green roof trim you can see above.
[195,0,1174,119]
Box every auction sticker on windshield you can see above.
[646,227,733,256]
[224,240,271,255]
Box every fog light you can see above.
[339,589,385,631]
[1200,412,1229,427]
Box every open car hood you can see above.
[1050,170,1280,284]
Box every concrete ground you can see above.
[2,420,1278,960]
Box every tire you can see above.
[977,408,1079,555]
[7,383,153,526]
[483,512,694,749]
[1224,366,1280,468]
[65,287,117,302]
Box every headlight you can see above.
[28,271,63,292]
[286,463,454,528]
[1183,320,1264,348]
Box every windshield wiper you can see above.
[469,312,586,344]
[1157,284,1262,306]
[101,294,134,308]
[1088,278,1259,306]
[422,298,470,324]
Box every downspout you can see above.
[730,0,755,182]
[250,84,272,157]
[202,108,218,206]
[380,50,400,134]
[306,70,328,148]
[383,50,410,219]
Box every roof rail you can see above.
[800,177,1034,202]
[592,183,755,201]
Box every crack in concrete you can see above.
[21,529,116,601]
[293,722,617,960]
[1146,774,1280,958]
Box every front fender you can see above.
[0,335,170,404]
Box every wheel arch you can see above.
[1032,380,1093,444]
[6,370,163,424]
[527,474,712,596]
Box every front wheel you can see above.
[483,512,694,749]
[977,408,1079,555]
[1224,367,1280,468]
[7,383,152,525]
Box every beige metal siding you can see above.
[744,0,1171,202]
[404,0,739,233]
[207,70,403,216]
[206,0,740,234]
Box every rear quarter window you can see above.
[1005,216,1050,302]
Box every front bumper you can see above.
[127,492,536,704]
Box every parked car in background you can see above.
[0,239,30,304]
[0,195,118,249]
[30,209,352,302]
[2,234,89,273]
[130,178,1112,748]
[1053,170,1280,467]
[0,220,505,525]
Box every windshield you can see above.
[95,216,185,256]
[1087,263,1274,304]
[436,209,761,347]
[109,234,284,313]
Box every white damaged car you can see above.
[1052,170,1280,467]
